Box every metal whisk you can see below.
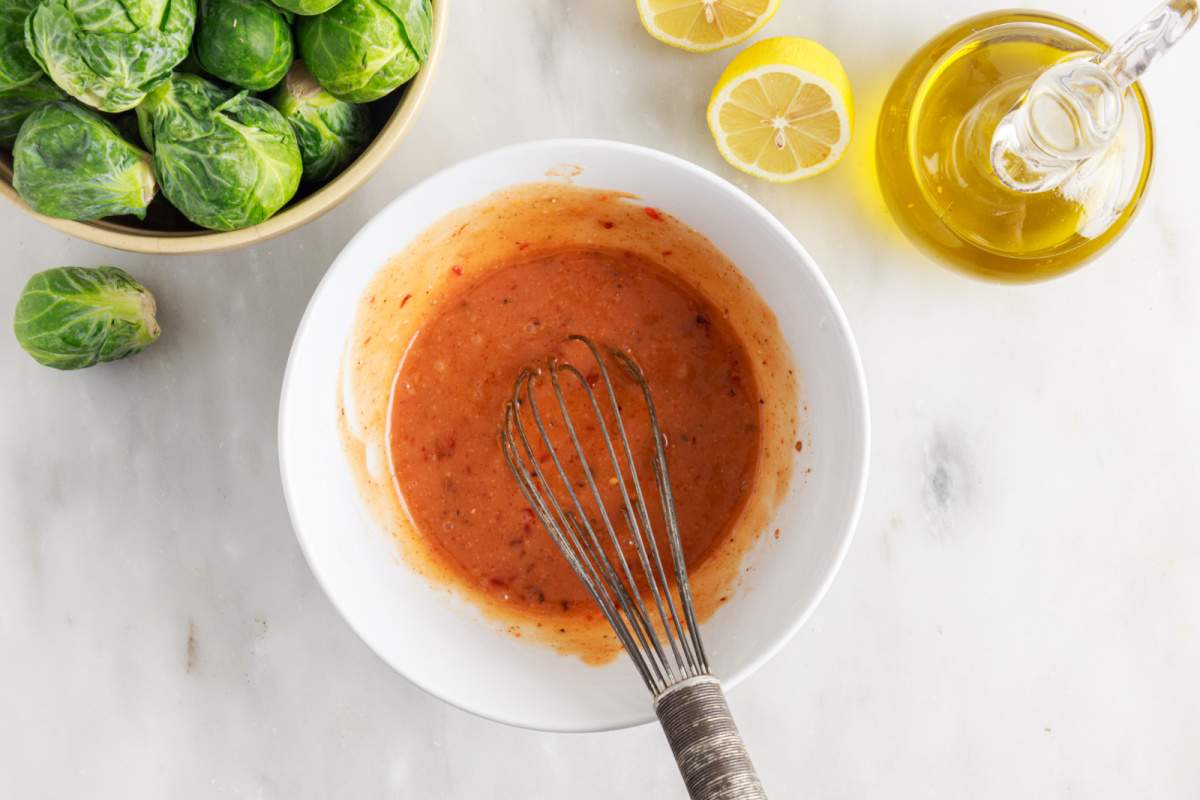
[500,335,767,800]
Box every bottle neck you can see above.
[989,0,1197,193]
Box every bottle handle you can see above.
[990,0,1197,192]
[1102,0,1198,88]
[655,676,768,800]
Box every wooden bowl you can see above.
[0,0,447,255]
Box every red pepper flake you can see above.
[451,265,464,276]
[434,436,456,459]
[773,528,781,540]
[517,242,530,250]
[644,207,664,221]
[599,220,615,229]
[400,293,412,308]
[794,440,803,452]
[661,250,673,257]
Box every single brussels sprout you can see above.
[25,0,196,113]
[0,0,39,91]
[137,73,301,231]
[13,266,161,370]
[194,0,293,91]
[0,74,66,147]
[296,0,431,103]
[13,102,156,220]
[270,61,371,183]
[270,0,341,16]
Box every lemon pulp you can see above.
[637,0,779,52]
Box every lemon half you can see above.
[707,37,854,182]
[636,0,780,53]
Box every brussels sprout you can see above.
[25,0,196,113]
[296,0,431,103]
[13,102,156,220]
[0,0,39,91]
[0,74,66,147]
[13,266,160,370]
[270,0,341,16]
[137,73,301,231]
[195,0,293,91]
[270,61,371,183]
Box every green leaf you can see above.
[0,0,39,91]
[0,75,66,147]
[269,0,342,16]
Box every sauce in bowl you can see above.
[341,182,797,662]
[391,248,761,614]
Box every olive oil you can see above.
[876,12,1154,282]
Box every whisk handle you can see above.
[655,675,767,800]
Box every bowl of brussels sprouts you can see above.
[0,0,445,253]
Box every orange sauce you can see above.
[340,182,798,662]
[389,248,761,614]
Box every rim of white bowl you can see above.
[278,138,871,731]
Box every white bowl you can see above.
[278,139,870,732]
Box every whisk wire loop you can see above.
[550,361,687,684]
[506,370,669,692]
[502,383,665,692]
[572,336,700,676]
[500,337,712,695]
[533,361,672,691]
[609,348,709,673]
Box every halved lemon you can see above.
[636,0,780,53]
[707,37,854,182]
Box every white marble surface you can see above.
[2,1,1198,797]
